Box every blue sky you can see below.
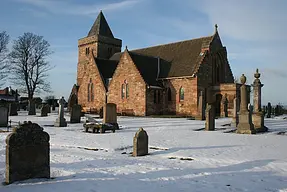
[1,0,287,105]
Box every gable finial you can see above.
[215,24,218,33]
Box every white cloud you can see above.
[16,0,141,17]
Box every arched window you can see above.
[91,83,94,101]
[87,83,90,102]
[126,83,129,98]
[88,78,93,102]
[179,87,184,101]
[121,84,125,99]
[216,63,220,83]
[167,88,172,102]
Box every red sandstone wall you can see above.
[108,51,146,116]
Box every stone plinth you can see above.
[5,121,50,184]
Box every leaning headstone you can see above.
[70,104,81,123]
[9,103,18,116]
[267,102,272,118]
[41,104,49,117]
[205,103,215,131]
[133,128,148,157]
[103,103,119,129]
[0,106,9,127]
[236,74,256,134]
[28,100,36,115]
[252,69,267,132]
[5,121,50,184]
[54,97,67,127]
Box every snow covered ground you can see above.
[1,111,287,192]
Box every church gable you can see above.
[108,50,147,116]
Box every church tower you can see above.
[77,11,122,84]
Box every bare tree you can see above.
[9,32,53,115]
[0,31,9,85]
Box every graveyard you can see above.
[0,110,287,191]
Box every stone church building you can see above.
[71,11,242,117]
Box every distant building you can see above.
[71,11,243,117]
[0,87,19,104]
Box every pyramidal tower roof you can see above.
[87,11,114,38]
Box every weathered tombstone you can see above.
[232,97,239,126]
[0,106,9,127]
[46,104,51,113]
[5,121,50,184]
[28,100,36,115]
[54,97,67,127]
[205,103,215,131]
[236,74,256,134]
[9,103,18,116]
[196,91,205,120]
[267,102,272,118]
[103,103,119,129]
[133,128,148,157]
[252,69,267,132]
[41,104,49,117]
[68,94,78,112]
[70,104,81,123]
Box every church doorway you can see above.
[215,94,222,117]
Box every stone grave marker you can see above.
[70,104,81,123]
[9,103,18,116]
[267,102,272,118]
[133,128,148,157]
[41,104,49,117]
[236,74,255,134]
[5,121,50,184]
[54,97,67,127]
[28,100,36,115]
[103,103,119,129]
[205,103,215,131]
[0,106,9,127]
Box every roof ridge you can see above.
[132,35,214,51]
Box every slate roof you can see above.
[87,11,114,38]
[95,58,118,79]
[132,35,214,78]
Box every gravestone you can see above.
[103,103,119,129]
[252,69,267,132]
[236,74,255,134]
[205,103,215,131]
[46,104,51,113]
[267,102,272,118]
[222,95,228,117]
[41,104,49,117]
[195,91,205,120]
[54,97,67,127]
[133,128,148,157]
[0,106,9,127]
[52,105,56,111]
[28,100,36,115]
[70,104,81,123]
[232,97,239,126]
[9,103,18,116]
[5,121,50,184]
